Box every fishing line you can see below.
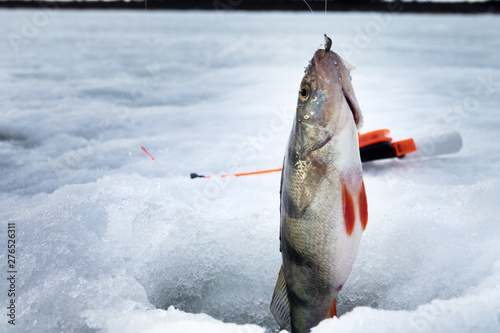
[324,0,328,40]
[303,0,329,41]
[325,0,328,28]
[303,0,314,13]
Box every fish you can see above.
[270,35,368,333]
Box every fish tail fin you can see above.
[328,298,337,318]
[270,266,291,330]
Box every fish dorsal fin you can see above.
[270,266,291,331]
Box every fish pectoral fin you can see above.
[328,298,337,318]
[270,266,291,330]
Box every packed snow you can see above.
[1,8,499,333]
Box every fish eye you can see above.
[299,84,310,102]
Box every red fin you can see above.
[359,180,368,231]
[328,298,337,318]
[342,181,355,236]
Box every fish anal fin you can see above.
[270,266,291,330]
[328,298,337,318]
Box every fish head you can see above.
[294,48,363,156]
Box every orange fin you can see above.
[359,180,368,231]
[342,181,355,236]
[328,298,337,318]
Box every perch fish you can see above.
[270,35,368,333]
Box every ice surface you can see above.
[1,9,499,333]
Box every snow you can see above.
[1,8,500,333]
